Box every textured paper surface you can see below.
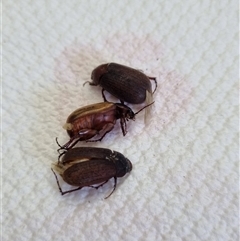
[3,1,238,241]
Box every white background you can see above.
[3,1,238,240]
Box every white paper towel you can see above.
[3,1,238,240]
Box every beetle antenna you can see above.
[83,81,91,86]
[134,102,155,116]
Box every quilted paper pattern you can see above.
[3,1,238,241]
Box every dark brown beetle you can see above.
[51,147,132,198]
[57,101,154,152]
[84,63,157,104]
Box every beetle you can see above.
[84,63,157,104]
[51,147,132,198]
[57,101,154,152]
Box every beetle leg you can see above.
[89,180,109,189]
[56,137,79,153]
[104,176,117,199]
[148,76,157,94]
[55,137,62,148]
[57,151,67,163]
[120,118,127,136]
[56,138,68,160]
[51,168,83,195]
[86,123,114,142]
[101,88,108,102]
[57,129,99,152]
[57,137,84,151]
[60,187,83,195]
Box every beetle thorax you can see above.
[91,64,108,84]
[110,151,132,177]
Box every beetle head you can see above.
[112,151,132,177]
[115,103,135,120]
[91,63,108,84]
[115,102,154,121]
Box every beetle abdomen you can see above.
[66,108,116,139]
